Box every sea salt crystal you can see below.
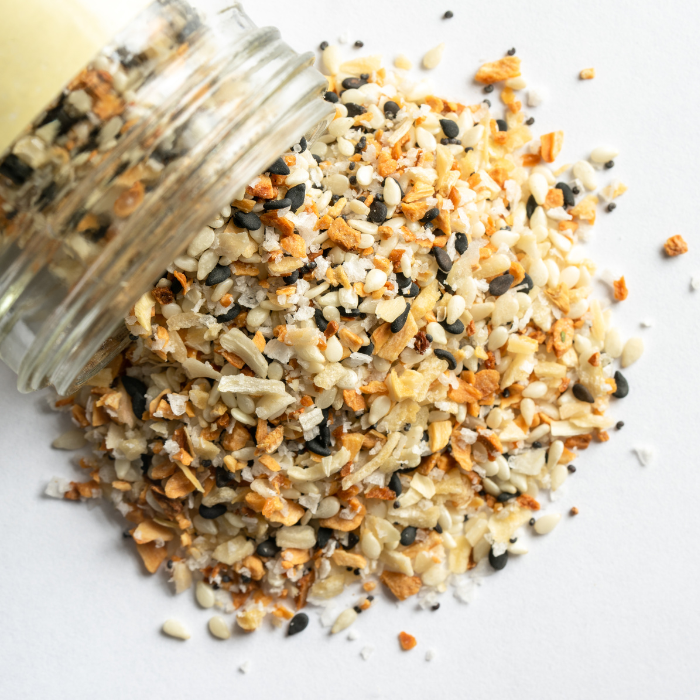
[360,646,374,660]
[45,476,71,498]
[347,629,360,641]
[425,649,436,662]
[633,446,653,466]
[691,275,700,290]
[167,393,188,416]
[239,661,251,674]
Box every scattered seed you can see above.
[534,513,561,535]
[267,157,290,176]
[612,371,629,398]
[205,264,231,287]
[199,503,227,519]
[488,548,508,570]
[570,507,579,516]
[288,612,309,636]
[439,119,459,139]
[400,526,417,546]
[489,273,514,296]
[572,383,595,403]
[390,304,411,333]
[441,318,464,335]
[432,246,453,272]
[162,618,190,640]
[332,608,358,634]
[442,10,454,19]
[208,615,231,639]
[433,349,457,370]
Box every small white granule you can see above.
[425,649,436,662]
[338,31,350,44]
[347,629,360,641]
[633,446,654,466]
[691,275,700,290]
[45,477,71,498]
[239,661,251,674]
[640,319,654,328]
[527,88,544,107]
[360,645,374,660]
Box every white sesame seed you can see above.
[208,615,231,640]
[534,513,561,535]
[422,43,445,70]
[328,117,354,138]
[323,45,342,75]
[573,160,597,190]
[590,146,619,163]
[621,337,644,368]
[528,173,548,205]
[331,608,358,634]
[364,269,388,293]
[195,581,215,608]
[162,618,190,640]
[383,177,402,206]
[328,173,350,195]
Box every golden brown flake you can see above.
[540,131,564,163]
[380,572,422,601]
[664,234,688,257]
[613,276,628,301]
[475,56,521,84]
[327,216,361,251]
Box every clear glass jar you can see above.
[0,0,333,394]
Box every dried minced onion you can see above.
[47,44,636,636]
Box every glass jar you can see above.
[0,0,333,395]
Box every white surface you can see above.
[1,1,699,698]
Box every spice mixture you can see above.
[46,44,643,640]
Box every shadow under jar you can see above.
[0,0,333,394]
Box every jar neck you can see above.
[0,0,333,394]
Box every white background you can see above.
[1,1,699,698]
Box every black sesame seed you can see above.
[434,349,457,370]
[555,182,576,208]
[354,40,364,48]
[318,421,331,449]
[307,437,332,456]
[439,118,460,139]
[507,47,516,56]
[502,388,510,398]
[122,530,132,539]
[262,198,292,211]
[567,464,577,473]
[342,77,367,90]
[122,376,147,418]
[393,501,400,508]
[526,194,538,219]
[483,99,491,107]
[357,340,374,355]
[268,157,291,176]
[612,371,629,398]
[604,160,615,169]
[199,503,227,519]
[288,612,309,636]
[572,383,595,403]
[440,137,462,145]
[368,200,388,224]
[434,523,443,534]
[532,441,542,449]
[422,207,440,223]
[215,467,235,488]
[233,210,261,230]
[286,183,306,212]
[0,154,34,186]
[525,117,535,126]
[497,492,516,502]
[216,302,241,323]
[607,203,617,212]
[298,136,307,152]
[354,135,367,154]
[443,10,453,18]
[316,527,332,549]
[441,318,465,335]
[432,246,453,272]
[496,119,508,132]
[324,90,339,103]
[529,518,536,526]
[516,272,534,294]
[509,537,517,544]
[283,269,300,285]
[349,175,357,185]
[489,548,508,570]
[319,41,329,51]
[347,532,360,549]
[455,232,468,255]
[489,273,514,297]
[388,472,402,497]
[400,526,417,546]
[572,186,580,195]
[360,73,370,80]
[345,103,367,118]
[348,162,356,171]
[483,84,494,94]
[383,100,400,117]
[616,421,625,430]
[205,264,231,287]
[391,304,411,333]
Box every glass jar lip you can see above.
[0,0,333,394]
